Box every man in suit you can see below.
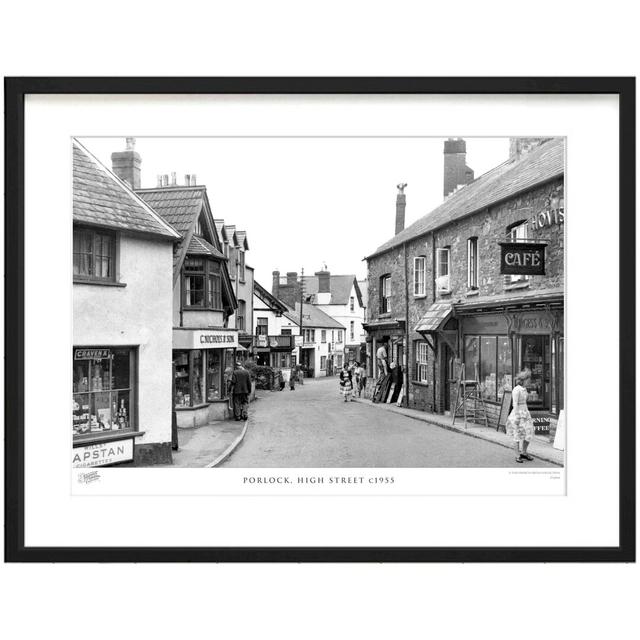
[230,361,252,421]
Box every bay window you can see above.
[183,257,222,309]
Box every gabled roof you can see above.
[284,303,346,330]
[302,274,363,307]
[136,186,206,237]
[72,140,180,240]
[236,230,249,251]
[254,280,289,313]
[224,224,238,247]
[368,137,565,259]
[188,236,227,260]
[213,219,227,242]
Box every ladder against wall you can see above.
[452,362,489,429]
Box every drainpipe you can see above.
[431,233,437,412]
[403,241,410,408]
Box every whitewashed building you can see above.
[72,139,180,467]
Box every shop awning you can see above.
[415,303,454,334]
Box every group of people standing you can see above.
[338,361,367,402]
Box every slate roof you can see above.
[368,137,565,259]
[188,235,227,260]
[72,141,180,239]
[136,187,206,237]
[302,274,363,306]
[284,302,346,329]
[236,230,249,250]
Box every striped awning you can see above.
[415,303,454,333]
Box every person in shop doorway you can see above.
[376,343,389,377]
[506,369,535,463]
[354,361,367,397]
[230,361,252,421]
[339,362,354,402]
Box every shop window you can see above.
[256,317,268,336]
[321,330,327,343]
[467,237,478,289]
[350,296,355,312]
[282,329,292,336]
[519,335,550,410]
[237,299,246,331]
[350,321,355,341]
[72,347,135,439]
[206,350,223,401]
[464,335,512,402]
[73,227,117,283]
[415,341,429,382]
[174,350,206,407]
[436,247,450,293]
[380,274,391,313]
[413,256,426,296]
[320,355,327,370]
[337,330,343,343]
[507,221,529,283]
[336,354,343,368]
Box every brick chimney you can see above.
[395,183,407,235]
[272,270,280,297]
[278,271,300,308]
[315,269,331,294]
[509,137,552,161]
[443,138,474,198]
[111,137,141,189]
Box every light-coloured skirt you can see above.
[506,407,534,443]
[340,381,353,397]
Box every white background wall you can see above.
[74,235,174,446]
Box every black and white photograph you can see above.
[72,134,566,472]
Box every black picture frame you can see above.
[4,77,635,563]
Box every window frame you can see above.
[73,227,118,284]
[350,296,355,312]
[507,221,530,284]
[320,355,327,370]
[413,255,426,296]
[415,341,429,382]
[237,299,246,331]
[467,237,478,289]
[463,334,513,403]
[239,249,246,282]
[435,247,451,293]
[380,274,391,314]
[256,317,269,336]
[321,329,327,343]
[182,257,223,310]
[350,321,355,341]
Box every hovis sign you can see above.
[499,242,546,276]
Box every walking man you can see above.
[230,361,252,421]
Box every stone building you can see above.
[364,137,565,432]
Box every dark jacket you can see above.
[231,368,252,395]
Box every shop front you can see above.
[172,327,239,426]
[454,296,564,437]
[72,346,142,467]
[362,319,406,379]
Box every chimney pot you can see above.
[191,174,197,185]
[171,172,177,186]
[443,137,474,198]
[395,183,407,235]
[185,174,190,186]
[157,175,163,187]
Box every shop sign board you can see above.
[499,242,546,276]
[72,438,134,468]
[294,335,304,346]
[533,416,551,435]
[173,329,239,350]
[74,348,110,360]
[257,335,267,347]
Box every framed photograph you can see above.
[4,77,635,562]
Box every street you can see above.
[220,377,557,468]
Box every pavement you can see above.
[351,395,565,467]
[166,418,247,468]
[220,377,560,468]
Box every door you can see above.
[443,344,454,412]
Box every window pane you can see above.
[73,230,92,276]
[186,275,205,306]
[191,351,203,405]
[73,392,91,436]
[112,389,130,430]
[497,336,512,399]
[480,337,497,400]
[464,336,479,380]
[175,351,190,406]
[206,351,222,401]
[112,348,131,389]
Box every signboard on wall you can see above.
[173,329,239,350]
[72,438,134,468]
[499,242,546,276]
[533,416,551,435]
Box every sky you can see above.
[82,136,510,286]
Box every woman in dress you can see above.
[506,369,535,463]
[339,362,354,402]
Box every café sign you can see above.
[72,438,134,468]
[499,242,546,276]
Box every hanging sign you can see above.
[499,242,546,276]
